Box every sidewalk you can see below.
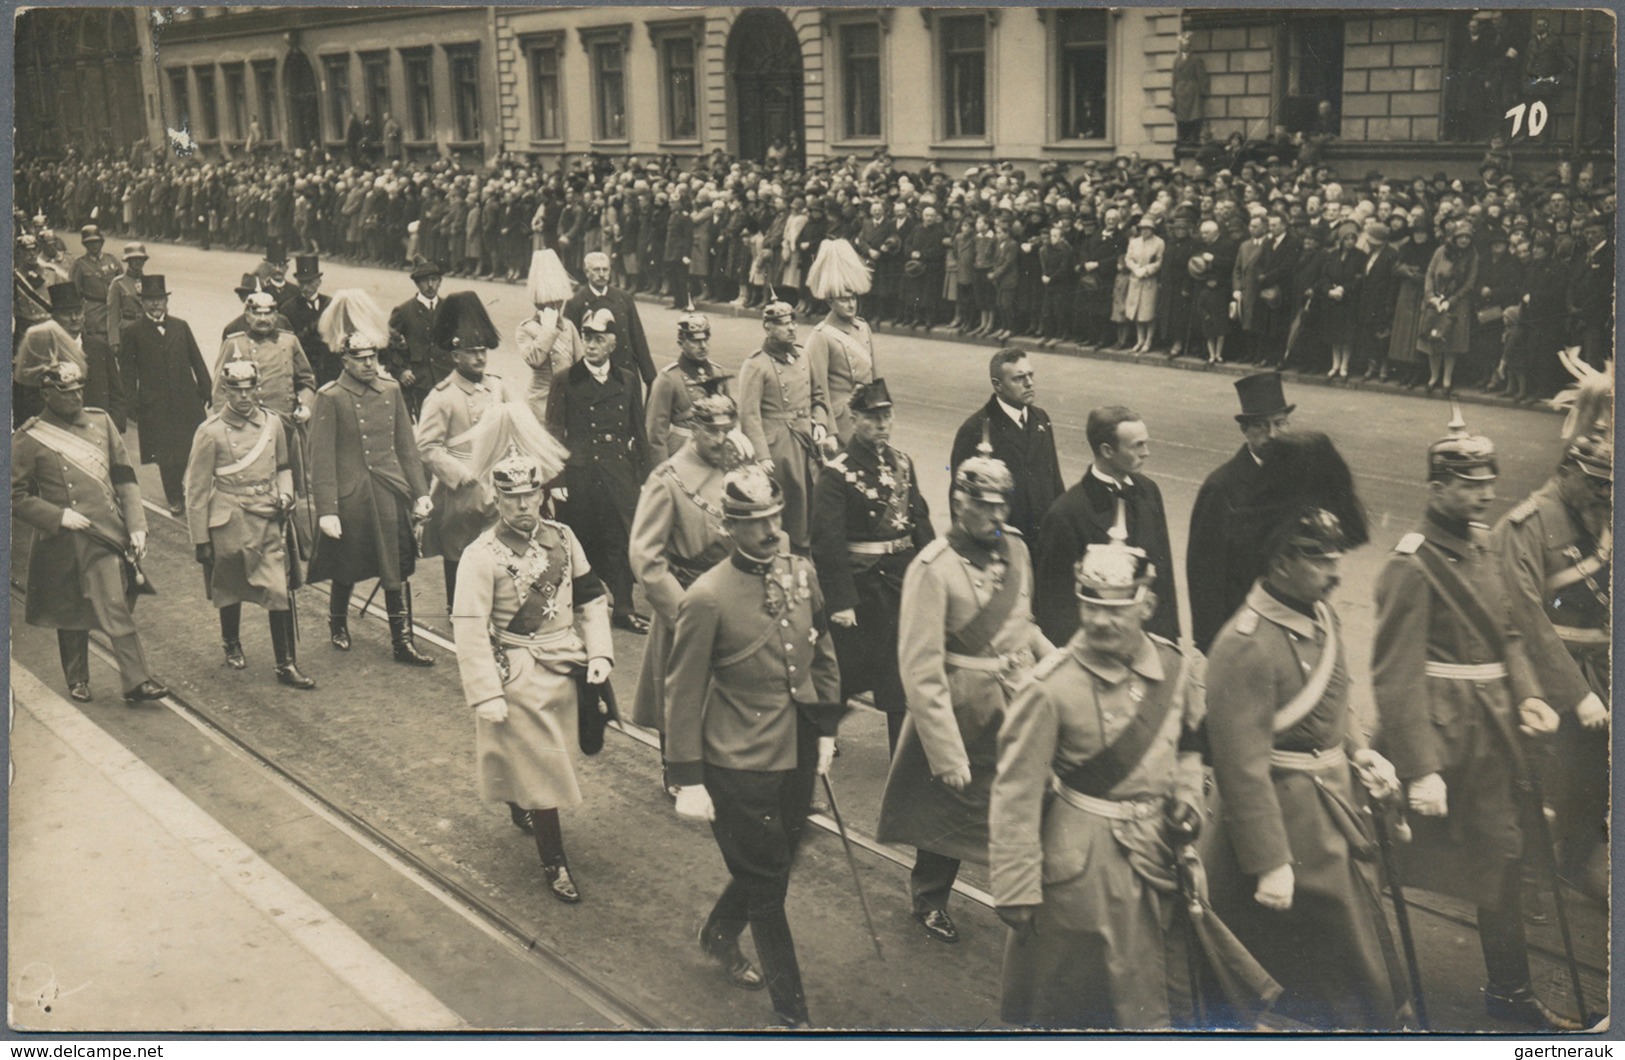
[8,666,464,1033]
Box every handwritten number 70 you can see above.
[1505,101,1549,138]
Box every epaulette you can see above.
[1234,608,1260,636]
[223,330,247,340]
[317,380,339,393]
[1002,525,1025,538]
[1030,647,1072,683]
[16,415,40,431]
[915,538,951,565]
[1146,631,1180,649]
[1393,532,1424,555]
[433,375,452,391]
[1507,498,1539,525]
[826,452,849,471]
[661,361,682,373]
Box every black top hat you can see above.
[293,254,321,282]
[1233,372,1295,423]
[850,378,894,414]
[264,239,287,265]
[138,275,168,299]
[409,255,443,281]
[432,291,500,350]
[47,282,83,314]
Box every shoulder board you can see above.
[916,538,951,565]
[540,517,569,535]
[224,330,247,340]
[826,452,849,471]
[1393,532,1424,555]
[16,415,40,432]
[1002,525,1025,538]
[317,380,339,393]
[200,410,225,425]
[1234,608,1260,636]
[1031,648,1073,683]
[660,361,682,373]
[1507,498,1539,525]
[433,376,452,391]
[1146,631,1179,649]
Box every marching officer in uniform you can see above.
[221,274,291,342]
[184,359,314,689]
[1494,430,1611,900]
[876,453,1051,945]
[1206,507,1408,1029]
[737,298,835,554]
[629,386,740,788]
[811,379,933,752]
[563,251,657,393]
[122,274,213,516]
[1371,410,1579,1030]
[451,448,614,904]
[281,254,337,385]
[804,239,877,445]
[417,291,549,607]
[307,321,436,666]
[215,290,318,424]
[644,309,730,464]
[665,465,843,1028]
[388,256,452,419]
[547,307,652,634]
[988,510,1225,1029]
[105,242,149,372]
[12,361,168,705]
[14,234,53,348]
[69,224,122,350]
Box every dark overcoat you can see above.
[121,315,211,467]
[949,396,1065,549]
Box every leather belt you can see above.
[1424,661,1508,681]
[1269,746,1347,772]
[1053,784,1162,821]
[763,410,810,421]
[849,536,913,556]
[1553,624,1609,647]
[214,478,276,497]
[495,626,578,650]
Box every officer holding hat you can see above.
[184,358,314,689]
[13,359,168,705]
[1372,407,1578,1030]
[665,464,843,1028]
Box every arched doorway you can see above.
[727,9,804,164]
[284,50,321,150]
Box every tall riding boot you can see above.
[385,587,434,666]
[329,582,353,651]
[219,603,246,669]
[532,807,579,903]
[269,610,316,689]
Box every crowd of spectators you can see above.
[17,128,1613,402]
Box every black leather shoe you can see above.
[1485,988,1584,1030]
[914,908,960,944]
[612,611,651,635]
[774,1010,811,1029]
[392,638,436,666]
[329,618,352,651]
[508,802,533,833]
[68,682,93,703]
[275,663,317,690]
[699,926,766,990]
[122,680,170,705]
[543,862,581,904]
[223,641,248,670]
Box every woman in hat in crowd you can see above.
[1319,220,1367,381]
[1192,219,1236,366]
[1123,214,1165,354]
[1387,217,1434,389]
[1417,220,1480,396]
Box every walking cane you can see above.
[1367,803,1429,1030]
[1520,768,1592,1027]
[820,773,885,961]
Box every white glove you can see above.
[1254,863,1294,911]
[830,608,857,628]
[586,657,611,685]
[412,496,433,521]
[816,736,837,777]
[1351,748,1400,802]
[319,515,343,539]
[675,784,715,822]
[1576,692,1609,730]
[938,765,973,792]
[1517,697,1560,737]
[292,404,311,424]
[128,530,147,558]
[551,487,568,504]
[60,508,93,531]
[1408,772,1448,817]
[474,698,509,724]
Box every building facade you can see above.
[22,7,1613,177]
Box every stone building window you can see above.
[524,35,563,142]
[254,60,279,138]
[940,14,987,138]
[362,51,390,121]
[323,54,352,140]
[587,33,629,141]
[1056,9,1108,140]
[223,63,247,141]
[403,48,433,141]
[448,45,481,141]
[841,22,882,140]
[167,67,191,132]
[660,34,699,142]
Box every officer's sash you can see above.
[945,536,1022,657]
[1271,601,1339,735]
[215,412,279,477]
[1411,541,1506,655]
[26,420,116,507]
[1547,526,1611,591]
[1055,649,1187,799]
